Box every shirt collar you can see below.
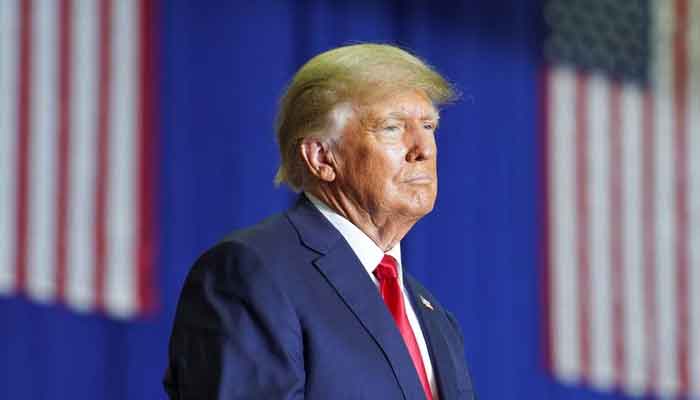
[306,193,403,285]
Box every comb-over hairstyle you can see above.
[274,43,456,191]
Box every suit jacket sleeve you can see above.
[164,241,305,399]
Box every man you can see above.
[164,43,475,399]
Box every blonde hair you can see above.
[274,43,456,191]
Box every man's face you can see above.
[332,89,439,221]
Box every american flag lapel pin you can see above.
[420,296,434,310]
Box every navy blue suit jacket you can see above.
[164,196,475,399]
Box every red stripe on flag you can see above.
[56,0,73,302]
[642,91,658,394]
[608,81,625,388]
[673,0,690,392]
[575,72,592,382]
[137,0,157,313]
[15,0,33,294]
[540,66,553,374]
[95,0,113,311]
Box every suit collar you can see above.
[286,195,428,399]
[304,192,406,288]
[285,194,343,255]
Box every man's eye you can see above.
[383,125,401,132]
[423,123,436,131]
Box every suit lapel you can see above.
[286,196,426,400]
[405,279,462,399]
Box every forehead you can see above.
[360,90,439,120]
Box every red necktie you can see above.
[374,254,434,400]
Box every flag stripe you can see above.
[587,73,614,389]
[654,83,679,394]
[642,90,658,395]
[137,0,157,312]
[653,0,679,393]
[620,84,647,396]
[65,0,98,311]
[105,0,138,317]
[540,65,553,374]
[607,81,625,389]
[55,0,73,301]
[575,73,592,382]
[15,0,33,296]
[549,66,581,382]
[27,0,60,302]
[94,0,113,311]
[688,0,700,394]
[0,0,18,293]
[672,0,690,393]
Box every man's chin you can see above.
[397,195,436,219]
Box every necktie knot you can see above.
[374,254,399,281]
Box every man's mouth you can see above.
[403,175,434,184]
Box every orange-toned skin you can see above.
[301,90,440,251]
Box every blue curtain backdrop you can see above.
[0,1,642,399]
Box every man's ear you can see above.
[299,138,337,182]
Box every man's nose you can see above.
[405,124,436,162]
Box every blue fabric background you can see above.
[0,1,656,399]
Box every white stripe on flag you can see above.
[26,0,58,302]
[587,73,614,389]
[0,0,18,293]
[65,0,98,311]
[688,0,700,395]
[105,0,138,317]
[620,84,647,396]
[653,0,679,394]
[549,66,581,383]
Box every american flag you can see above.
[0,0,156,318]
[543,0,700,397]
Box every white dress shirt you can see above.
[307,194,438,399]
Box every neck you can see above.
[307,187,417,252]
